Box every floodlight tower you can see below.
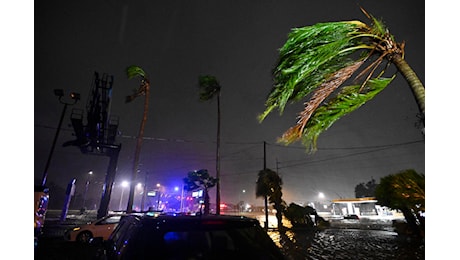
[64,72,122,219]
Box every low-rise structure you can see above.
[329,197,404,220]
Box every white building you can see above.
[330,197,404,220]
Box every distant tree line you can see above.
[354,178,377,198]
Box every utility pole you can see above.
[180,184,185,212]
[215,91,221,215]
[82,171,93,210]
[263,141,268,231]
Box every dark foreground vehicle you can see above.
[92,213,285,259]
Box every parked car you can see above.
[64,214,126,243]
[91,213,286,259]
[343,214,360,220]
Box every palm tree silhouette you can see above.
[125,65,150,213]
[183,169,217,215]
[198,75,222,214]
[256,168,285,230]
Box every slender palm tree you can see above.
[256,168,285,230]
[183,169,217,215]
[198,75,222,214]
[259,8,424,153]
[125,65,150,213]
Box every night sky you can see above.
[33,0,425,208]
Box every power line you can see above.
[278,145,417,170]
[35,124,423,174]
[35,123,423,151]
[267,139,424,151]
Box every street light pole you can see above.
[180,185,184,212]
[41,89,80,187]
[119,188,125,211]
[156,183,161,210]
[82,171,93,209]
[119,181,129,211]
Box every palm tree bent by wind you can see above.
[125,65,150,213]
[259,8,425,153]
[256,168,285,231]
[198,75,222,215]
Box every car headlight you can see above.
[72,227,81,231]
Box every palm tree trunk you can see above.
[391,54,425,115]
[264,195,269,231]
[275,203,284,230]
[126,82,150,213]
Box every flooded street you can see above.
[38,211,424,259]
[268,228,424,259]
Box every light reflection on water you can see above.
[268,228,424,260]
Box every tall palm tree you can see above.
[259,8,425,153]
[183,169,217,215]
[256,168,285,231]
[125,65,150,213]
[198,75,222,214]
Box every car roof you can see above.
[107,213,286,259]
[119,213,261,229]
[130,213,257,221]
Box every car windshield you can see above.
[122,219,284,259]
[98,215,121,225]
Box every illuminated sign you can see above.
[192,189,203,198]
[147,191,157,197]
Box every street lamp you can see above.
[239,189,246,213]
[82,170,93,209]
[175,185,186,212]
[156,183,161,210]
[318,192,325,199]
[134,182,143,211]
[41,89,80,186]
[119,181,129,211]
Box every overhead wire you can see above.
[35,123,424,175]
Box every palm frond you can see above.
[126,65,146,80]
[198,75,221,101]
[283,60,365,140]
[125,95,135,103]
[126,65,148,103]
[260,21,370,122]
[125,87,146,103]
[359,7,387,37]
[259,9,417,153]
[280,77,394,152]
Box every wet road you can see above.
[36,211,424,259]
[36,228,424,260]
[268,228,424,259]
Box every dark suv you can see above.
[95,213,286,259]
